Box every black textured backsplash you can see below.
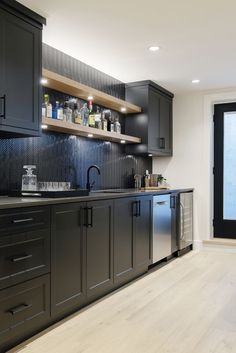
[0,44,151,194]
[43,44,125,99]
[0,132,151,193]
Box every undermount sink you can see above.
[93,189,131,194]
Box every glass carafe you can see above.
[21,165,38,191]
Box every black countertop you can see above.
[0,188,194,210]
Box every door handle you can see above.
[8,303,32,315]
[132,201,139,217]
[138,200,141,217]
[0,94,6,119]
[170,196,176,209]
[159,137,165,149]
[85,207,93,227]
[11,254,33,262]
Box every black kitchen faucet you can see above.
[86,165,101,191]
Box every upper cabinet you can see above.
[0,1,46,137]
[125,81,174,156]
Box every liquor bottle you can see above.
[101,111,107,131]
[73,103,82,124]
[43,94,52,118]
[88,100,95,128]
[80,103,89,126]
[52,101,60,119]
[95,107,102,129]
[63,101,73,123]
[57,103,64,120]
[114,116,121,134]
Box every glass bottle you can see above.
[80,103,89,126]
[73,103,82,124]
[114,116,121,134]
[57,103,64,120]
[101,111,108,131]
[43,94,52,118]
[88,100,95,128]
[63,101,73,123]
[95,107,102,129]
[21,165,38,191]
[52,101,60,119]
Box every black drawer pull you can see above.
[11,254,33,262]
[0,94,6,119]
[12,217,33,224]
[8,303,32,315]
[159,137,165,149]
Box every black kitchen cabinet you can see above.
[86,200,113,298]
[135,196,152,270]
[114,196,152,284]
[0,1,45,137]
[125,81,174,156]
[0,274,50,352]
[51,203,86,316]
[114,197,135,284]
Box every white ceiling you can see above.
[18,0,236,93]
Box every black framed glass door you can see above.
[214,103,236,238]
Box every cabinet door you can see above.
[51,203,86,316]
[135,196,152,270]
[148,87,160,151]
[114,197,135,284]
[86,200,113,298]
[0,8,41,135]
[159,95,172,155]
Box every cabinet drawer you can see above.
[0,206,50,236]
[0,275,50,350]
[0,229,50,290]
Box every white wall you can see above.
[153,89,236,243]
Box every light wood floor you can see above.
[9,249,236,353]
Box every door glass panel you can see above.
[223,112,236,219]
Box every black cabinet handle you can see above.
[11,254,33,262]
[138,200,141,217]
[12,218,33,224]
[0,94,6,119]
[159,137,165,149]
[84,207,93,227]
[170,196,176,209]
[88,207,93,227]
[132,201,138,217]
[8,303,32,315]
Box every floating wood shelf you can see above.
[42,69,142,114]
[42,118,141,144]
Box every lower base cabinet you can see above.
[114,196,152,285]
[51,203,86,317]
[1,195,153,351]
[0,275,50,352]
[86,200,113,298]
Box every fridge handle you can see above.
[180,202,185,240]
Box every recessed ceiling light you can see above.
[148,46,160,52]
[88,96,94,100]
[41,78,48,84]
[192,79,200,84]
[41,124,48,129]
[121,107,127,113]
[88,133,93,138]
[120,140,126,144]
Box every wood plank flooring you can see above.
[8,249,236,353]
